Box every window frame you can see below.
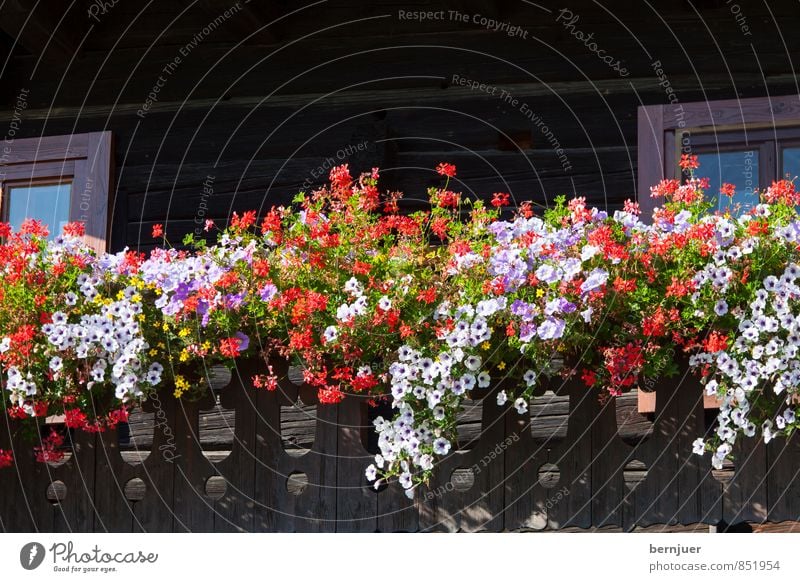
[0,131,113,252]
[637,93,800,217]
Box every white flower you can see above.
[496,390,508,406]
[514,398,528,414]
[398,472,413,489]
[344,277,363,297]
[523,370,537,387]
[336,304,352,322]
[365,464,377,481]
[0,338,9,353]
[419,454,434,471]
[433,437,451,455]
[692,438,705,455]
[323,326,338,343]
[477,372,491,388]
[464,355,482,371]
[49,356,63,372]
[378,296,392,311]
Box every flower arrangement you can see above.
[2,158,799,500]
[0,220,162,465]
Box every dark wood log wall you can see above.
[0,1,798,253]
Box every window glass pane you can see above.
[7,183,71,240]
[696,150,758,214]
[783,147,800,181]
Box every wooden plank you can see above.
[335,396,376,532]
[545,377,597,530]
[253,362,338,532]
[171,389,219,533]
[723,436,768,526]
[766,433,800,523]
[0,133,89,165]
[420,385,506,532]
[591,396,631,529]
[637,103,664,218]
[209,362,258,532]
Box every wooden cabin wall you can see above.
[0,0,798,253]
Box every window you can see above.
[637,94,800,216]
[0,132,113,251]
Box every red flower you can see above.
[581,369,597,388]
[623,199,641,215]
[218,335,247,358]
[416,287,437,304]
[329,164,352,189]
[34,430,65,464]
[519,201,534,219]
[765,179,799,206]
[20,218,49,238]
[352,261,371,275]
[679,154,699,171]
[231,210,257,231]
[650,179,680,198]
[719,183,736,198]
[151,223,164,239]
[260,209,282,235]
[62,222,86,237]
[613,277,636,294]
[0,222,11,238]
[436,162,456,178]
[747,219,769,236]
[252,374,279,391]
[665,277,694,299]
[491,192,510,207]
[431,216,450,239]
[436,190,460,208]
[0,449,12,468]
[64,409,88,429]
[318,386,345,404]
[704,331,728,353]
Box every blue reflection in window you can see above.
[696,150,758,214]
[783,148,800,182]
[7,183,71,240]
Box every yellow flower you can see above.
[138,314,145,322]
[131,293,141,303]
[536,288,545,298]
[497,361,506,370]
[116,290,124,300]
[201,341,211,350]
[179,350,190,362]
[162,322,169,332]
[148,349,158,357]
[481,342,491,350]
[178,328,191,338]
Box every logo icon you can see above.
[20,542,45,570]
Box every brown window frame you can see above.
[637,93,800,217]
[0,131,113,252]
